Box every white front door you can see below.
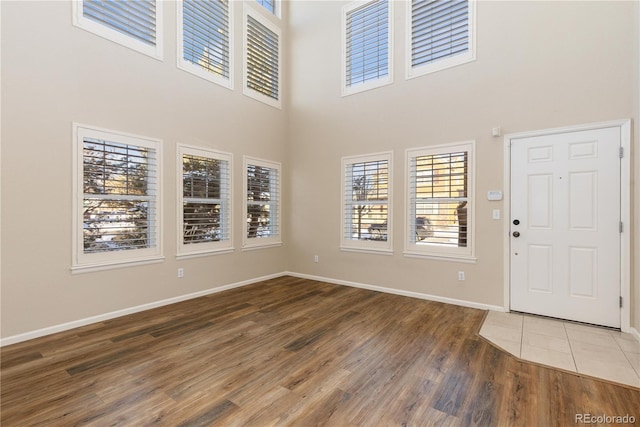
[510,127,621,328]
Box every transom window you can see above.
[243,6,282,109]
[406,142,475,260]
[72,0,163,60]
[178,0,233,89]
[73,124,163,272]
[342,0,393,96]
[178,145,233,258]
[255,0,277,16]
[341,152,393,253]
[407,0,476,78]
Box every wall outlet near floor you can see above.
[458,271,465,281]
[178,268,184,278]
[314,255,319,263]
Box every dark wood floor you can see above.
[2,276,638,426]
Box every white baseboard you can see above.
[629,327,640,342]
[0,272,283,347]
[284,271,506,312]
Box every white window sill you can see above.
[403,251,477,264]
[242,241,282,251]
[176,248,235,260]
[340,246,393,256]
[71,256,165,274]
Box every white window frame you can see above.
[404,141,476,262]
[406,0,476,79]
[177,0,234,89]
[342,0,393,97]
[243,5,282,109]
[72,123,163,273]
[243,156,282,250]
[72,0,164,60]
[255,0,280,19]
[341,152,393,254]
[177,144,233,259]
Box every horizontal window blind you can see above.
[182,0,230,78]
[247,164,279,239]
[255,0,276,15]
[345,0,389,87]
[411,0,469,67]
[409,150,469,248]
[344,159,389,241]
[83,138,158,253]
[246,15,279,101]
[182,154,230,245]
[83,0,157,46]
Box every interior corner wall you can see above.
[286,1,635,311]
[0,1,288,339]
[633,0,640,333]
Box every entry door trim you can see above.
[503,119,631,332]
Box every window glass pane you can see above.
[411,150,469,248]
[182,0,230,78]
[246,15,279,100]
[346,0,389,87]
[82,138,157,253]
[247,164,279,239]
[181,153,229,246]
[83,0,157,46]
[411,0,469,67]
[344,159,389,241]
[255,0,275,15]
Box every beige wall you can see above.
[634,0,640,332]
[286,1,636,311]
[1,1,638,340]
[1,1,288,338]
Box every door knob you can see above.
[513,231,520,238]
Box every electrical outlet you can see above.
[178,268,184,278]
[458,271,465,281]
[314,255,319,263]
[493,209,501,220]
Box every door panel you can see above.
[510,127,621,328]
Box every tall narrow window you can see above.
[243,6,282,109]
[73,124,162,271]
[342,0,392,96]
[178,0,233,89]
[73,0,163,59]
[243,157,281,249]
[178,145,233,258]
[405,142,475,260]
[407,0,475,78]
[341,152,393,253]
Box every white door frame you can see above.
[503,119,631,332]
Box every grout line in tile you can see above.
[563,321,580,373]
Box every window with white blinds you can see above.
[342,0,392,96]
[405,142,475,260]
[407,0,475,78]
[341,152,393,253]
[243,157,282,249]
[73,124,163,271]
[243,6,282,109]
[178,0,233,89]
[178,146,233,257]
[73,0,163,60]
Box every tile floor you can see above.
[479,311,640,388]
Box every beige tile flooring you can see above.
[479,311,640,388]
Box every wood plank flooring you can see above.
[2,276,639,426]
